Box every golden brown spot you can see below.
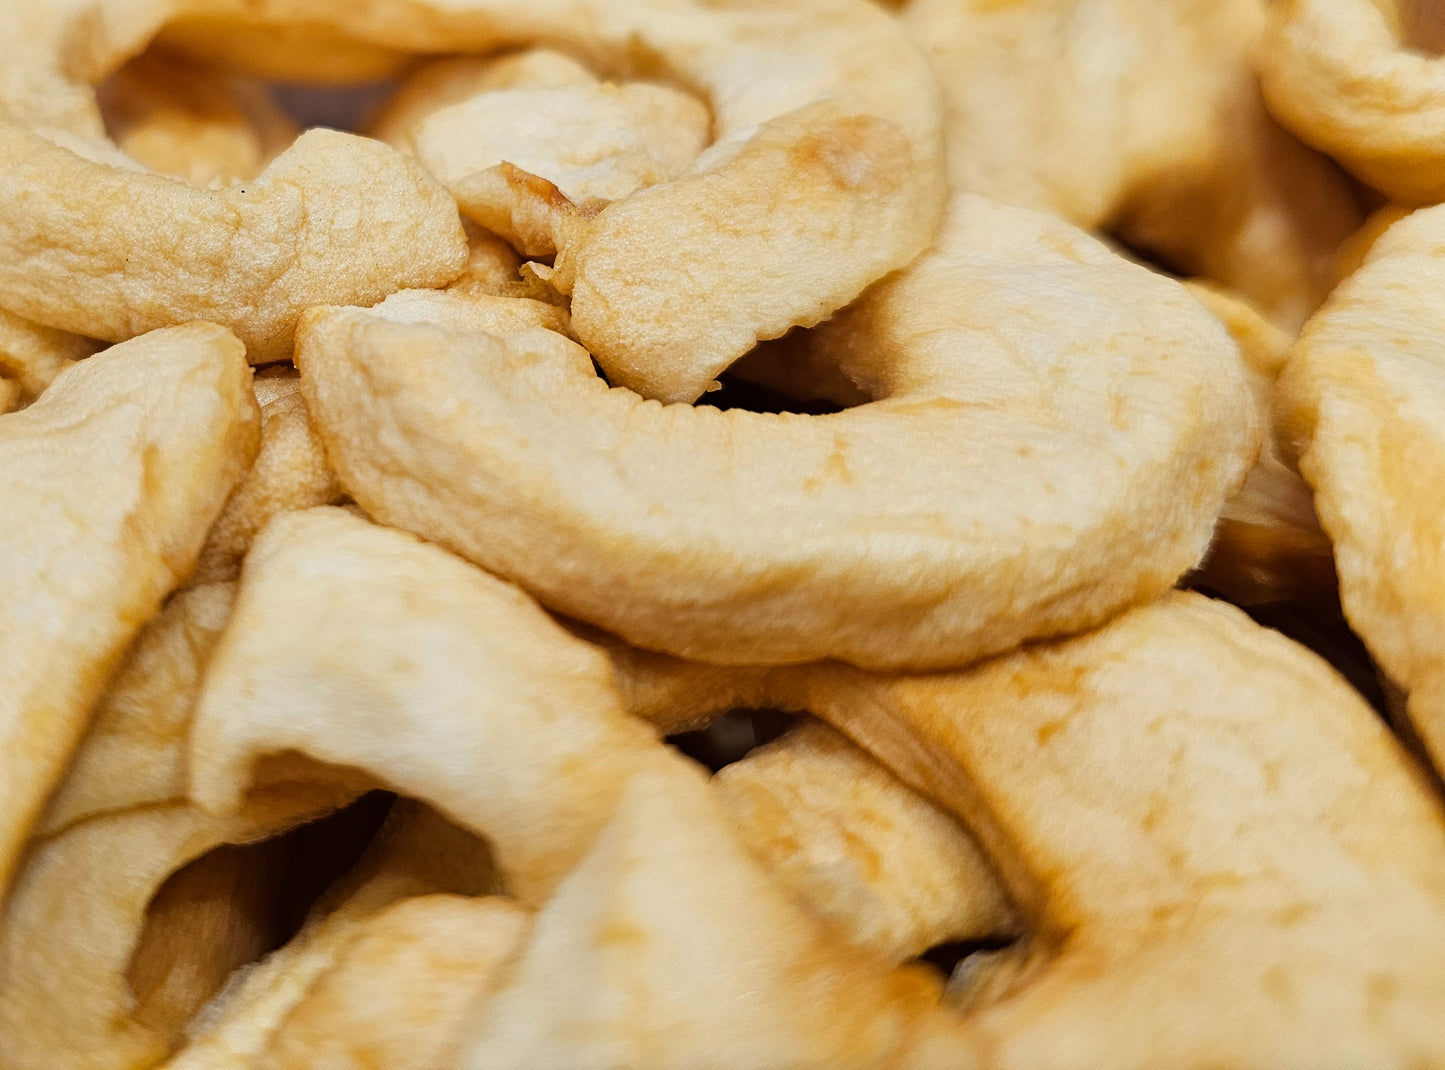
[1139,799,1166,833]
[1035,718,1068,746]
[787,114,908,196]
[839,825,884,882]
[496,161,577,214]
[1022,660,1092,699]
[1262,965,1297,1011]
[597,916,649,950]
[1273,902,1316,927]
[1147,903,1179,926]
[803,436,854,492]
[1110,392,1129,431]
[1366,972,1399,1027]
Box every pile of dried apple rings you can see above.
[5,1,1445,1067]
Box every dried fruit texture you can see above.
[611,593,1445,1068]
[190,373,344,586]
[411,80,710,257]
[374,51,674,266]
[1276,201,1445,775]
[600,639,778,735]
[369,50,598,150]
[0,782,355,1070]
[97,50,298,186]
[446,223,526,299]
[905,0,1362,328]
[164,801,497,1070]
[189,507,665,905]
[1185,283,1335,606]
[36,581,237,839]
[6,0,942,399]
[186,508,967,1066]
[0,306,98,408]
[1260,0,1445,204]
[260,895,528,1070]
[368,288,575,342]
[0,1,467,359]
[0,323,258,901]
[458,763,953,1069]
[0,123,467,361]
[1329,203,1414,289]
[826,593,1445,1068]
[715,720,1018,960]
[300,194,1253,669]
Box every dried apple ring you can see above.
[0,782,356,1070]
[608,592,1445,1067]
[0,323,258,900]
[1276,201,1445,774]
[369,50,598,150]
[36,581,237,839]
[184,510,961,1066]
[715,720,1018,961]
[188,373,344,587]
[259,895,527,1070]
[905,0,1362,327]
[163,800,497,1069]
[189,507,665,905]
[299,194,1253,668]
[1260,0,1445,203]
[838,593,1445,1067]
[0,124,466,361]
[0,4,466,360]
[4,0,942,400]
[97,50,298,186]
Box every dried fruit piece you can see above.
[907,0,1362,326]
[36,581,237,838]
[260,895,527,1070]
[98,50,297,186]
[0,783,356,1070]
[189,507,663,904]
[299,195,1253,668]
[716,721,1018,960]
[611,593,1445,1067]
[190,373,344,586]
[0,307,98,408]
[1277,201,1445,774]
[0,323,258,898]
[1260,0,1445,204]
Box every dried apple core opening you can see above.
[95,42,401,176]
[1399,0,1445,54]
[665,709,800,772]
[126,792,393,1038]
[913,934,1018,984]
[695,374,849,416]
